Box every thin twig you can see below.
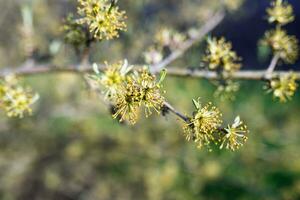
[150,10,226,73]
[163,102,189,122]
[265,54,280,79]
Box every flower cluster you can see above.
[219,116,249,151]
[89,60,133,98]
[262,28,298,64]
[262,0,298,64]
[0,75,39,118]
[144,28,186,65]
[77,0,127,40]
[267,0,294,25]
[203,37,241,73]
[214,80,240,101]
[183,100,222,149]
[89,61,166,124]
[183,99,248,151]
[267,73,298,102]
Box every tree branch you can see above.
[1,63,299,80]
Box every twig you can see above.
[150,10,226,73]
[163,102,189,122]
[265,54,280,79]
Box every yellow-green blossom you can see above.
[78,0,127,40]
[0,75,39,118]
[219,116,249,151]
[183,99,222,149]
[89,60,133,99]
[203,37,241,73]
[267,0,294,25]
[268,72,298,102]
[135,69,165,117]
[112,68,166,124]
[113,77,142,124]
[262,28,299,64]
[214,80,240,101]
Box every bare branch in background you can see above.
[1,63,300,80]
[150,10,226,73]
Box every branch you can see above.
[165,68,300,80]
[150,9,226,73]
[1,63,300,80]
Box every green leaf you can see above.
[158,69,167,85]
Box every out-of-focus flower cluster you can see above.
[261,0,299,103]
[214,80,240,101]
[224,0,245,11]
[143,28,187,65]
[262,28,298,64]
[202,37,241,101]
[88,60,166,124]
[267,73,298,102]
[78,0,127,40]
[0,75,39,118]
[154,28,186,50]
[183,99,249,151]
[267,0,294,25]
[203,37,241,73]
[262,0,298,64]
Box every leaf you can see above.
[192,99,201,109]
[158,69,167,85]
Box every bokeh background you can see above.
[0,0,300,199]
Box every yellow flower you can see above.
[0,75,39,118]
[219,116,249,151]
[112,68,166,124]
[268,72,298,102]
[89,60,133,99]
[262,27,299,64]
[113,78,142,124]
[267,0,294,25]
[78,0,127,40]
[135,69,165,117]
[203,37,241,73]
[183,99,222,149]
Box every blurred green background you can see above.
[0,0,300,200]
